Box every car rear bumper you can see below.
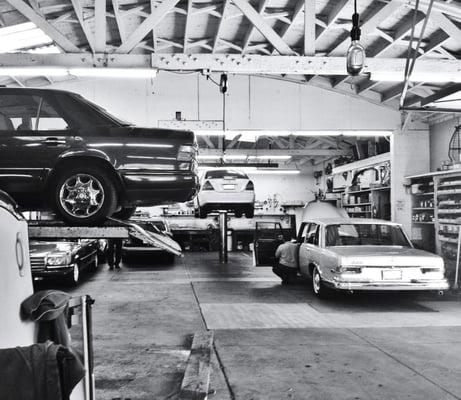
[198,191,255,206]
[121,171,199,205]
[327,279,450,291]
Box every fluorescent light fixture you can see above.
[198,166,300,174]
[371,72,461,83]
[197,155,222,160]
[71,68,158,79]
[0,67,158,79]
[195,130,392,138]
[223,155,248,161]
[249,155,292,160]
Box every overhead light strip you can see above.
[195,130,393,137]
[0,67,158,79]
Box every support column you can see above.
[391,119,430,236]
[218,211,228,263]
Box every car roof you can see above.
[0,87,76,96]
[304,218,402,226]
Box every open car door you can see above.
[254,222,284,266]
[111,218,183,256]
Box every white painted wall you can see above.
[49,72,401,131]
[429,117,460,171]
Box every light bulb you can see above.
[347,40,365,76]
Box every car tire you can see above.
[235,209,243,218]
[53,165,118,226]
[245,206,254,219]
[198,207,207,219]
[89,254,98,272]
[312,266,332,299]
[112,206,136,220]
[67,264,80,286]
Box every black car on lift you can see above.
[0,88,199,225]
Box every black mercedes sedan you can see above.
[29,239,99,286]
[0,88,199,225]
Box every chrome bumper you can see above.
[328,279,450,291]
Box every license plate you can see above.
[382,269,402,280]
[223,184,236,190]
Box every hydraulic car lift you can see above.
[27,218,183,256]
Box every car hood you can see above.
[29,242,74,257]
[328,246,443,267]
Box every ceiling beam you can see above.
[420,84,461,106]
[304,0,316,56]
[5,0,81,53]
[184,0,192,52]
[328,0,404,57]
[213,0,229,53]
[70,0,95,52]
[112,0,126,43]
[316,0,349,42]
[430,11,461,42]
[232,0,296,55]
[152,54,461,76]
[241,0,269,53]
[116,0,181,54]
[404,0,461,20]
[94,0,106,53]
[357,29,450,94]
[200,149,351,157]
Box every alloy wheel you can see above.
[59,174,105,219]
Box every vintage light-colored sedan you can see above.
[297,217,449,298]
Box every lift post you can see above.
[218,210,228,263]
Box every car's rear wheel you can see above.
[245,206,254,218]
[312,266,332,299]
[235,209,243,218]
[53,166,117,225]
[112,206,136,220]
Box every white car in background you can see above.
[196,169,255,218]
[297,217,449,298]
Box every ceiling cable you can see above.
[400,0,435,109]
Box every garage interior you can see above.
[1,0,461,399]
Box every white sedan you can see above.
[196,169,255,218]
[297,217,449,298]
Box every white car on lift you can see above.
[195,169,255,218]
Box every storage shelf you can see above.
[343,203,371,207]
[413,221,434,225]
[346,186,390,195]
[437,189,461,195]
[438,209,461,214]
[413,192,434,196]
[438,180,461,188]
[438,219,460,224]
[412,207,434,211]
[438,236,458,244]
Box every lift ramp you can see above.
[27,217,183,257]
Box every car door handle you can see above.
[43,137,66,146]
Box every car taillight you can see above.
[177,145,195,161]
[202,181,214,190]
[245,181,254,190]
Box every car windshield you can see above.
[325,224,411,247]
[205,170,248,179]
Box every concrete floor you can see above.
[41,252,461,400]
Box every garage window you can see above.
[0,94,69,131]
